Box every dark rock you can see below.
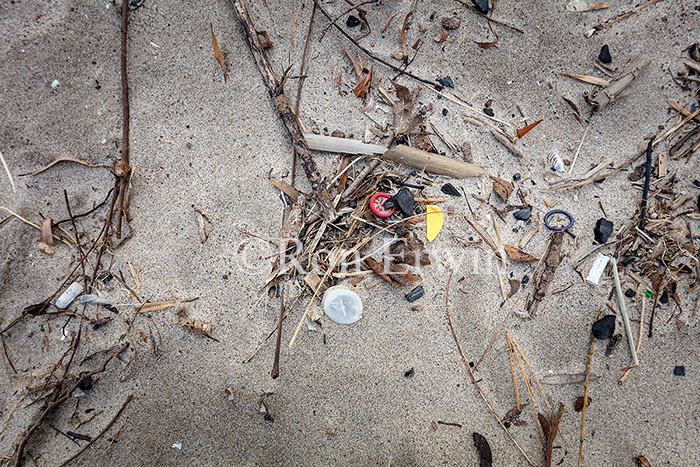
[693,179,700,187]
[79,375,93,391]
[404,367,415,378]
[222,274,229,280]
[513,206,532,221]
[689,43,700,62]
[483,107,494,117]
[673,365,685,376]
[513,173,521,181]
[592,315,616,340]
[405,286,424,302]
[441,183,461,196]
[442,108,448,116]
[438,76,454,88]
[625,288,635,298]
[394,187,415,215]
[522,274,529,285]
[594,218,614,243]
[472,0,489,14]
[660,289,669,304]
[599,44,612,64]
[346,15,361,28]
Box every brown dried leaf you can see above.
[332,61,342,90]
[416,134,435,152]
[504,245,539,262]
[40,218,54,246]
[343,45,362,81]
[563,97,580,116]
[538,404,564,467]
[490,176,513,201]
[574,395,592,412]
[353,67,373,100]
[257,30,273,49]
[24,302,50,316]
[436,28,448,43]
[270,178,299,203]
[392,84,425,137]
[175,307,219,342]
[634,456,651,467]
[390,233,431,266]
[506,279,520,299]
[210,23,226,82]
[337,154,351,193]
[476,34,498,49]
[139,331,148,343]
[440,17,461,29]
[472,432,492,467]
[192,205,212,243]
[401,10,414,49]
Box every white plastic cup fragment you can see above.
[56,282,83,309]
[322,286,363,324]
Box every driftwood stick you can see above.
[115,0,131,238]
[231,0,335,221]
[270,285,284,379]
[587,55,650,110]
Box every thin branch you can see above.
[115,0,131,238]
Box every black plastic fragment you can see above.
[472,0,489,14]
[625,288,635,298]
[394,187,415,215]
[346,15,361,27]
[79,375,93,391]
[483,107,494,117]
[594,218,614,243]
[404,368,415,378]
[599,44,612,63]
[438,76,454,88]
[660,289,669,304]
[674,365,686,376]
[405,286,424,302]
[592,315,616,340]
[522,274,529,285]
[441,183,462,196]
[513,206,532,221]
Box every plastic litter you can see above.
[592,315,616,340]
[405,286,424,302]
[594,218,614,243]
[322,286,363,324]
[51,79,60,88]
[586,254,609,286]
[544,209,575,231]
[56,282,83,309]
[171,442,182,450]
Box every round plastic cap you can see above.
[322,286,363,324]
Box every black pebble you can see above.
[472,0,489,14]
[513,173,521,181]
[394,187,415,215]
[405,285,424,302]
[594,218,614,244]
[660,289,669,304]
[693,179,700,187]
[438,76,454,88]
[441,183,462,196]
[673,365,686,376]
[469,361,475,367]
[483,107,494,117]
[222,274,228,280]
[346,15,361,28]
[592,315,616,340]
[513,206,532,221]
[522,274,529,285]
[504,421,511,428]
[599,44,612,64]
[442,108,448,116]
[404,368,415,378]
[625,288,635,298]
[79,375,93,391]
[469,236,474,241]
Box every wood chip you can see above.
[504,245,539,262]
[210,23,227,81]
[490,176,513,201]
[560,72,610,86]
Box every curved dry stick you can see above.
[18,157,112,177]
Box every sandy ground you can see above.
[1,0,699,465]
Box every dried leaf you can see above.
[332,61,342,91]
[516,119,543,138]
[337,154,351,193]
[563,97,580,116]
[426,205,443,243]
[24,302,50,316]
[504,245,539,262]
[192,205,212,243]
[574,395,592,412]
[343,45,362,81]
[139,331,148,343]
[391,233,431,266]
[472,432,493,467]
[392,84,424,137]
[506,279,520,299]
[561,72,610,86]
[257,30,273,48]
[416,134,435,152]
[411,39,421,50]
[476,38,498,49]
[210,23,226,82]
[270,178,299,202]
[19,157,112,177]
[353,66,373,100]
[175,307,219,342]
[40,218,54,246]
[440,17,461,29]
[436,28,448,43]
[634,456,651,467]
[364,257,417,287]
[538,404,564,467]
[401,10,414,49]
[490,176,513,201]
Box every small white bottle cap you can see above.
[322,286,362,324]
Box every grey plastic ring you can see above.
[544,209,574,231]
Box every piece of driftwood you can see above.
[231,0,335,221]
[491,131,524,159]
[305,134,485,177]
[526,231,564,317]
[586,55,650,110]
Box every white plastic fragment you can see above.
[79,293,111,306]
[171,442,182,450]
[586,254,610,286]
[56,282,83,309]
[73,389,87,398]
[322,286,363,324]
[51,79,60,88]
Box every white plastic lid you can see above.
[322,286,363,324]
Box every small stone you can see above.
[688,43,699,62]
[438,76,454,88]
[79,375,93,391]
[442,108,448,116]
[522,274,529,285]
[695,179,700,187]
[594,218,614,244]
[440,17,461,29]
[441,183,461,196]
[346,15,361,28]
[51,79,60,88]
[483,107,494,117]
[673,365,686,376]
[405,286,424,302]
[625,288,635,298]
[222,274,229,280]
[659,289,669,304]
[472,0,489,14]
[599,44,612,64]
[513,173,521,181]
[513,206,532,221]
[592,315,616,340]
[404,368,415,378]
